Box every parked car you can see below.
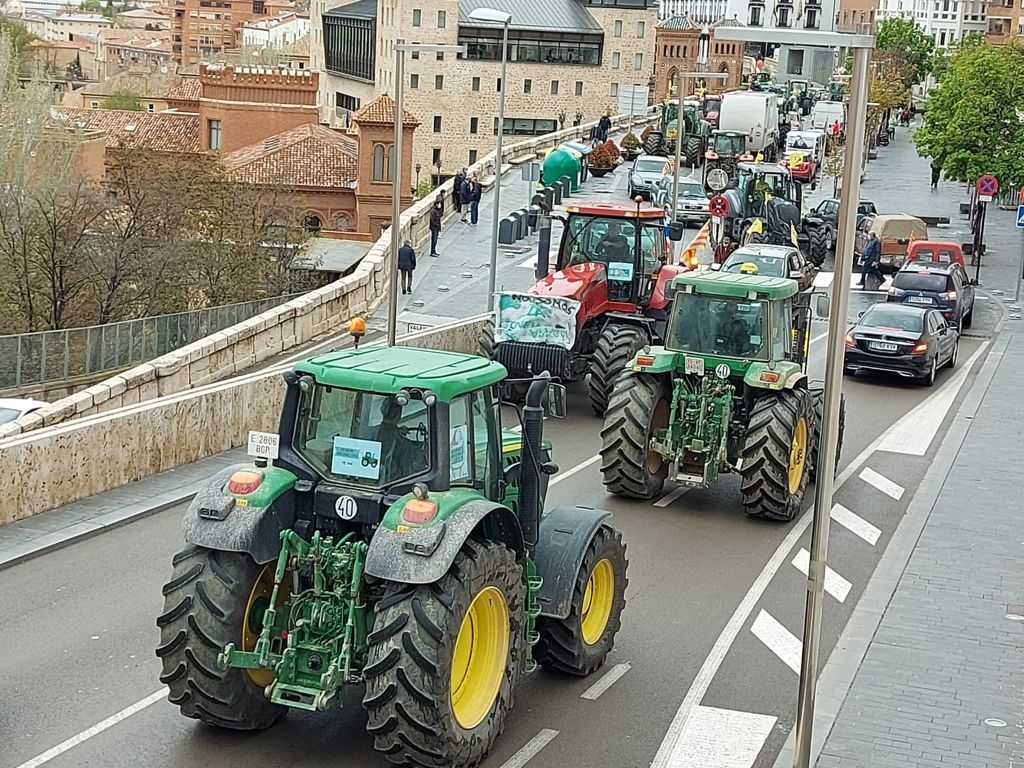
[905,240,966,270]
[0,398,46,425]
[652,176,710,227]
[854,213,928,271]
[844,303,959,387]
[887,261,975,330]
[713,243,818,292]
[802,198,877,255]
[628,155,671,199]
[810,100,845,131]
[782,130,827,187]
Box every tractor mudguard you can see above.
[181,463,297,564]
[364,499,524,584]
[534,506,612,620]
[744,361,807,391]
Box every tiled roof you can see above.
[352,94,419,127]
[164,76,202,104]
[459,0,602,33]
[82,69,179,98]
[223,123,358,187]
[658,15,745,30]
[53,108,200,152]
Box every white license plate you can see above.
[908,296,932,304]
[869,341,898,352]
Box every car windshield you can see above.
[0,408,21,425]
[668,294,768,359]
[893,271,950,293]
[635,159,667,173]
[861,306,923,332]
[722,254,786,278]
[679,181,704,198]
[293,386,431,488]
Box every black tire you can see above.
[807,226,829,266]
[745,226,770,245]
[963,304,974,328]
[740,389,814,522]
[921,355,937,387]
[156,546,286,731]
[363,539,525,768]
[809,389,846,481]
[945,339,958,369]
[478,318,495,359]
[589,324,649,416]
[643,132,664,156]
[600,371,671,500]
[534,526,628,676]
[684,136,702,167]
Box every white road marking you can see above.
[15,689,168,768]
[498,728,559,768]
[791,548,852,603]
[550,454,600,486]
[812,271,834,289]
[858,467,905,500]
[830,503,881,545]
[750,610,802,674]
[517,255,536,269]
[654,486,689,508]
[876,341,989,456]
[580,662,631,700]
[664,705,777,768]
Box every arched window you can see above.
[332,211,353,231]
[385,145,394,181]
[304,213,323,232]
[372,144,386,181]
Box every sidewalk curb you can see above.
[772,327,1013,768]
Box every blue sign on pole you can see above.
[1017,205,1024,229]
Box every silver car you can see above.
[628,155,670,200]
[652,176,710,226]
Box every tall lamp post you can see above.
[387,39,465,347]
[467,6,512,312]
[715,26,874,768]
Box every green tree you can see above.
[105,89,144,111]
[0,17,39,65]
[876,17,936,86]
[914,39,1024,190]
[66,53,84,80]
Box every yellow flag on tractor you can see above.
[749,218,764,235]
[790,222,799,247]
[680,221,710,269]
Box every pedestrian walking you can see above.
[930,161,941,190]
[397,239,416,295]
[453,167,467,216]
[597,111,612,143]
[429,193,444,257]
[857,232,883,288]
[462,175,481,225]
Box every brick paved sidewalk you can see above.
[816,330,1024,768]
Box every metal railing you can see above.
[0,293,305,391]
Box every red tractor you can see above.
[480,201,687,415]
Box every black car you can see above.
[887,262,975,331]
[844,303,959,386]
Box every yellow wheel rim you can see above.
[242,564,287,687]
[788,417,809,494]
[581,559,615,646]
[450,586,510,730]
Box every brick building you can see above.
[652,16,744,102]
[90,31,174,81]
[835,0,878,33]
[170,0,296,65]
[310,0,659,176]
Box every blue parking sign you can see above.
[1017,205,1024,229]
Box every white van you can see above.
[810,101,845,131]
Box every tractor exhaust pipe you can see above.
[519,374,548,553]
[535,213,551,280]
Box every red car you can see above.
[906,241,965,269]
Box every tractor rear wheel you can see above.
[809,389,846,481]
[363,538,525,767]
[600,372,670,500]
[643,132,664,156]
[683,136,703,167]
[807,226,830,266]
[590,324,649,416]
[156,546,286,730]
[534,526,628,676]
[740,390,814,522]
[478,318,495,359]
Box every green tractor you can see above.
[156,346,628,766]
[600,271,845,521]
[644,100,710,165]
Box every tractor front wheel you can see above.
[590,324,649,416]
[478,318,495,359]
[600,372,671,499]
[684,136,703,167]
[643,131,664,156]
[156,546,286,730]
[740,390,814,522]
[534,526,628,676]
[363,538,525,767]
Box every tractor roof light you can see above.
[227,470,263,495]
[395,389,411,406]
[423,391,438,407]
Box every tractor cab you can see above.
[735,162,801,214]
[711,131,748,158]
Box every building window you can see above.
[208,118,221,150]
[373,143,391,181]
[470,117,479,133]
[575,81,583,95]
[524,78,532,93]
[90,101,98,108]
[494,117,559,136]
[472,76,480,91]
[433,115,442,132]
[411,48,419,60]
[805,7,820,27]
[436,51,444,60]
[459,33,603,65]
[634,52,643,69]
[636,21,645,37]
[612,51,621,68]
[412,8,421,26]
[432,147,442,165]
[613,19,622,36]
[551,80,559,94]
[777,5,792,26]
[147,103,155,112]
[469,149,478,164]
[435,74,443,89]
[610,82,619,97]
[497,77,502,91]
[437,9,445,27]
[749,4,764,25]
[410,73,419,88]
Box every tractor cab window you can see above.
[663,101,679,125]
[772,300,791,360]
[667,293,768,360]
[739,171,789,212]
[449,391,500,495]
[715,133,745,155]
[561,216,636,271]
[293,386,431,489]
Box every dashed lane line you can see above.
[858,467,905,501]
[664,705,778,768]
[497,729,560,768]
[550,455,600,487]
[750,610,803,675]
[830,503,881,546]
[791,547,852,603]
[580,662,631,700]
[654,486,690,508]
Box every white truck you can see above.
[810,100,846,132]
[718,91,781,161]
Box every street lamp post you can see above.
[468,7,512,313]
[387,39,465,347]
[714,27,875,768]
[415,163,421,195]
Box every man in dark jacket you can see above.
[597,112,612,143]
[397,240,416,294]
[453,167,467,217]
[429,194,444,256]
[461,175,481,225]
[857,232,882,288]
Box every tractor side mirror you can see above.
[666,221,685,242]
[814,293,831,319]
[545,383,567,419]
